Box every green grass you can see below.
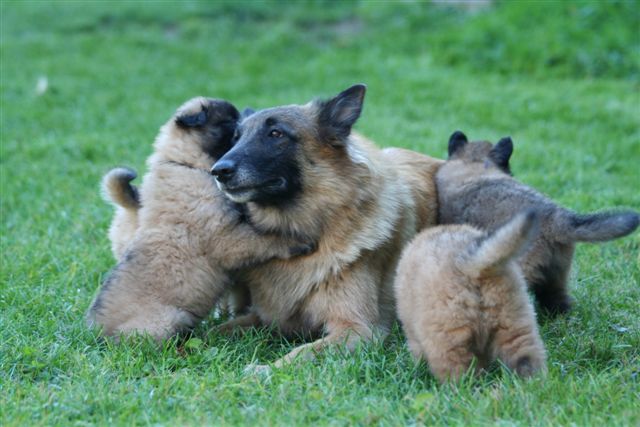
[1,1,639,425]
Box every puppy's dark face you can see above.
[211,85,366,206]
[174,97,240,160]
[447,131,514,175]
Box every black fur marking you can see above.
[531,256,572,316]
[317,84,366,146]
[516,356,532,374]
[489,137,513,174]
[91,268,120,314]
[215,118,304,207]
[176,107,208,128]
[230,202,249,224]
[201,119,237,161]
[447,131,468,157]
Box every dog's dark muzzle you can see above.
[210,159,237,183]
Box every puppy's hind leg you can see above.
[494,324,546,378]
[422,326,481,383]
[532,244,574,316]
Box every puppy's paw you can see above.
[243,363,273,380]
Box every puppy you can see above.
[395,211,546,382]
[87,97,314,341]
[437,131,639,314]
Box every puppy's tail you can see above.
[554,209,639,243]
[101,167,140,210]
[466,210,540,274]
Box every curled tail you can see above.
[555,209,639,243]
[101,167,140,210]
[465,210,540,274]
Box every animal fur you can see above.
[87,97,314,340]
[437,131,640,314]
[210,85,443,368]
[395,211,547,382]
[101,164,251,317]
[101,167,140,260]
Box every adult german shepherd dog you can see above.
[211,85,443,368]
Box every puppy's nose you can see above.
[211,159,237,183]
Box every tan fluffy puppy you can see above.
[395,211,547,382]
[437,131,640,314]
[86,97,313,341]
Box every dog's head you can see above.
[447,131,513,175]
[160,97,240,162]
[211,84,366,205]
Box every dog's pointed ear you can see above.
[448,131,468,157]
[317,84,366,147]
[241,107,256,119]
[490,136,513,172]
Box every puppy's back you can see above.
[395,212,544,381]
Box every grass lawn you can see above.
[1,1,639,425]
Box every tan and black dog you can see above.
[87,97,314,341]
[395,211,547,382]
[437,131,639,314]
[209,85,443,369]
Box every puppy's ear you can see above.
[448,130,468,157]
[490,136,513,173]
[176,106,208,128]
[241,107,256,119]
[316,84,366,147]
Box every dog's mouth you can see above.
[217,178,287,202]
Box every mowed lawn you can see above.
[1,2,639,425]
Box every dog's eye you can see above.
[269,129,283,138]
[233,130,241,141]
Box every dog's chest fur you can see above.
[241,144,425,336]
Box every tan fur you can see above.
[395,212,547,382]
[102,167,140,260]
[87,97,311,340]
[101,165,251,317]
[437,132,640,314]
[213,90,443,367]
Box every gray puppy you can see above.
[437,131,639,314]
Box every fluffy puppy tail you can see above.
[554,209,639,243]
[466,210,540,274]
[101,167,141,210]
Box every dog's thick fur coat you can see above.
[395,211,547,382]
[87,98,311,340]
[437,131,640,314]
[211,85,443,367]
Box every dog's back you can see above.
[395,211,546,382]
[436,131,639,314]
[382,147,443,231]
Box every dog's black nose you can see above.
[211,159,236,183]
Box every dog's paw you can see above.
[243,363,273,380]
